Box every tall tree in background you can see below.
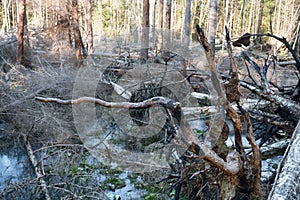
[72,0,84,64]
[17,0,26,65]
[256,0,265,43]
[86,0,93,53]
[157,0,164,53]
[166,0,172,30]
[166,0,172,49]
[140,0,150,62]
[241,0,247,34]
[208,0,217,57]
[182,0,192,46]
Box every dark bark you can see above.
[140,0,150,62]
[166,0,172,30]
[72,0,84,64]
[66,4,72,46]
[165,0,172,49]
[241,52,271,93]
[17,0,26,65]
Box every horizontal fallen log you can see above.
[255,139,290,159]
[268,120,300,200]
[36,96,180,109]
[238,81,300,121]
[192,92,269,110]
[276,60,296,66]
[90,52,140,59]
[182,106,217,116]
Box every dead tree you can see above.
[268,121,300,200]
[36,26,263,199]
[226,32,300,198]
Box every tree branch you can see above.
[22,128,51,200]
[238,81,300,121]
[36,96,180,109]
[36,95,242,176]
[241,51,271,93]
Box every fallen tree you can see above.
[36,25,262,199]
[268,120,300,199]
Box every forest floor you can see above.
[0,29,298,199]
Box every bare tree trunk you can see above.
[157,0,163,53]
[166,0,172,30]
[241,0,247,34]
[166,0,172,49]
[182,0,191,47]
[17,0,26,65]
[140,0,150,62]
[86,0,93,53]
[72,0,83,64]
[208,0,217,57]
[151,0,157,39]
[97,0,104,40]
[66,4,72,46]
[256,0,265,42]
[248,0,255,32]
[268,120,300,200]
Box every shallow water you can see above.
[0,143,33,192]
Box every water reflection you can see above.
[0,146,32,191]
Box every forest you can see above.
[0,0,300,199]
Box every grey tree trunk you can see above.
[182,0,191,47]
[268,120,300,200]
[208,0,217,57]
[87,0,93,53]
[157,0,163,52]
